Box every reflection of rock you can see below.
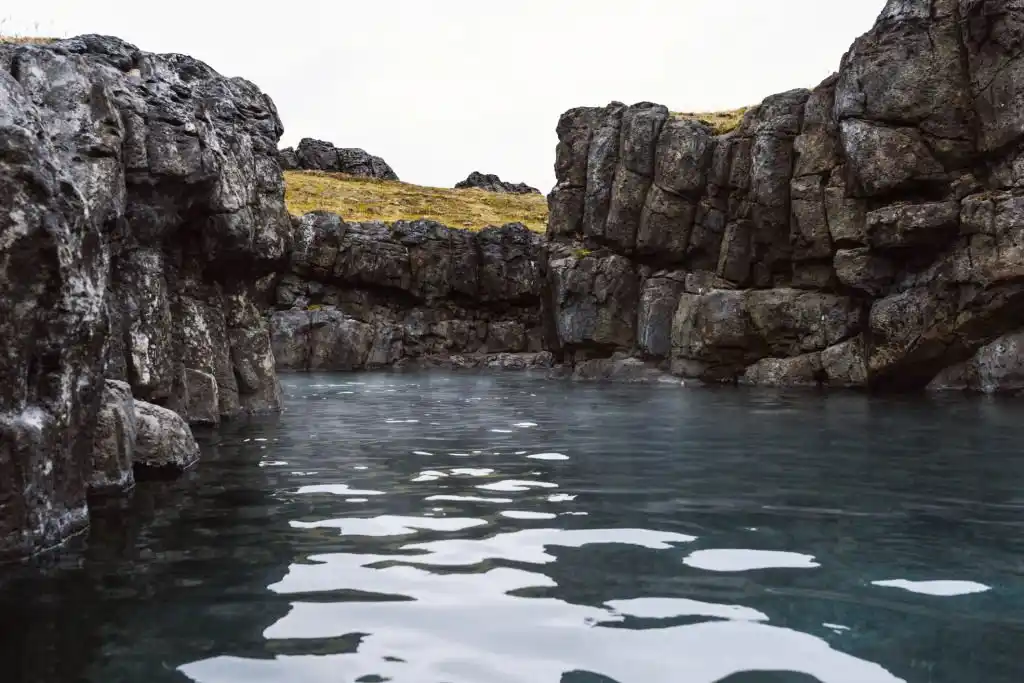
[133,401,200,476]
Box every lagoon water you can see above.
[2,372,1023,683]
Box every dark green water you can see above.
[2,372,1023,683]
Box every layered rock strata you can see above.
[269,214,553,370]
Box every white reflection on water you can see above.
[295,484,386,496]
[871,579,992,596]
[290,515,488,537]
[606,597,769,622]
[683,549,821,572]
[478,480,559,492]
[174,527,905,682]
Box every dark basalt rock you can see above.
[278,137,398,180]
[1,34,287,560]
[455,171,540,195]
[545,0,1024,391]
[269,219,550,371]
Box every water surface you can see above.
[2,372,1023,683]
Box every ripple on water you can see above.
[296,484,386,497]
[683,549,821,572]
[477,480,559,492]
[871,579,992,596]
[527,452,569,461]
[398,528,698,567]
[291,515,488,537]
[605,597,769,622]
[500,511,558,520]
[425,495,515,504]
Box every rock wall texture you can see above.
[455,171,541,195]
[277,137,398,180]
[0,35,287,560]
[545,0,1024,394]
[269,214,554,371]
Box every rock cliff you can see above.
[546,0,1024,392]
[269,215,554,371]
[278,137,398,180]
[0,35,287,560]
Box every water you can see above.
[2,372,1023,683]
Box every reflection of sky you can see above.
[174,373,1019,683]
[180,526,905,683]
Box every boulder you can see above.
[455,171,540,194]
[289,137,398,180]
[133,400,200,475]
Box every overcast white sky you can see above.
[4,1,883,192]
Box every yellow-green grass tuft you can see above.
[0,36,58,45]
[284,170,549,233]
[670,107,750,135]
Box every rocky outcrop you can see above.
[455,171,540,194]
[544,0,1024,392]
[269,214,551,371]
[278,137,398,180]
[1,35,287,560]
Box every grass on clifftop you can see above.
[670,107,750,135]
[0,36,57,45]
[284,171,549,233]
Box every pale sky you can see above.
[4,1,883,192]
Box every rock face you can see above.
[544,2,1024,392]
[89,381,138,495]
[1,35,287,560]
[455,171,540,194]
[278,138,398,180]
[269,214,551,371]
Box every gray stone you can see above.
[184,368,220,426]
[133,400,200,474]
[89,380,137,495]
